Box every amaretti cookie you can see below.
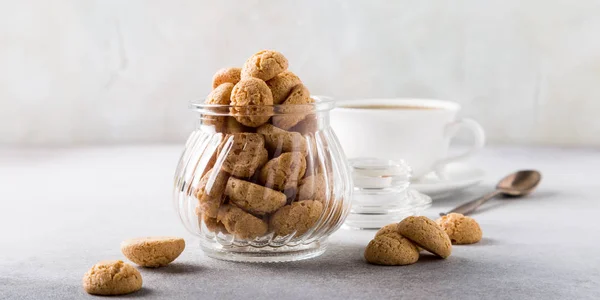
[241,50,288,81]
[204,82,234,129]
[212,67,241,89]
[364,232,420,266]
[82,260,142,295]
[257,123,309,156]
[259,152,307,191]
[272,84,314,130]
[196,206,227,234]
[121,237,185,268]
[269,200,323,237]
[297,173,328,201]
[218,204,268,240]
[195,168,229,218]
[225,177,287,215]
[266,71,302,104]
[397,216,452,258]
[230,78,274,127]
[220,133,269,178]
[436,213,483,245]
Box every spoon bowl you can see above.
[497,170,542,196]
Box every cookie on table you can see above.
[230,78,274,127]
[225,177,287,215]
[257,123,309,156]
[397,216,452,258]
[121,237,185,268]
[259,152,307,191]
[241,50,288,81]
[195,168,229,218]
[270,200,323,237]
[212,67,241,89]
[204,82,234,130]
[364,232,420,266]
[266,71,302,104]
[82,260,142,295]
[297,173,327,201]
[436,213,483,245]
[272,84,314,130]
[220,133,269,178]
[218,204,268,240]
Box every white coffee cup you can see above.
[330,98,485,179]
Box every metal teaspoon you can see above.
[440,170,542,216]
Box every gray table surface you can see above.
[1,145,599,300]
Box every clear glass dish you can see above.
[344,158,432,229]
[173,96,352,262]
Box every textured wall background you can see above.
[1,0,600,146]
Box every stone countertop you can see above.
[1,145,598,299]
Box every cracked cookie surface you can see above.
[241,50,288,81]
[436,213,482,245]
[212,67,241,89]
[230,78,274,127]
[82,260,142,295]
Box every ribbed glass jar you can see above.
[173,97,352,262]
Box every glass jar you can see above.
[173,97,352,262]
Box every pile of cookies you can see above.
[82,236,185,295]
[364,214,482,266]
[195,50,337,241]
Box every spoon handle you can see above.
[440,190,502,216]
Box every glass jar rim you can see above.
[189,95,335,116]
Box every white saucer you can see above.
[411,163,485,200]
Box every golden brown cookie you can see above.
[266,71,302,104]
[204,82,234,129]
[297,173,328,201]
[82,260,142,295]
[375,223,400,238]
[225,177,287,215]
[257,123,309,156]
[241,50,288,81]
[220,133,269,178]
[212,67,241,89]
[436,213,483,245]
[397,216,452,258]
[195,206,227,233]
[206,82,234,105]
[270,200,323,237]
[259,152,307,191]
[195,168,229,218]
[290,113,319,134]
[217,117,253,134]
[364,232,420,266]
[230,77,274,127]
[121,237,185,268]
[218,204,268,240]
[272,84,314,130]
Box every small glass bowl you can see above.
[344,158,432,229]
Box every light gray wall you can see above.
[2,0,599,146]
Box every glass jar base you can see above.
[199,239,327,263]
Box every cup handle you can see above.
[433,118,485,179]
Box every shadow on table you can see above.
[140,262,202,274]
[121,287,154,298]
